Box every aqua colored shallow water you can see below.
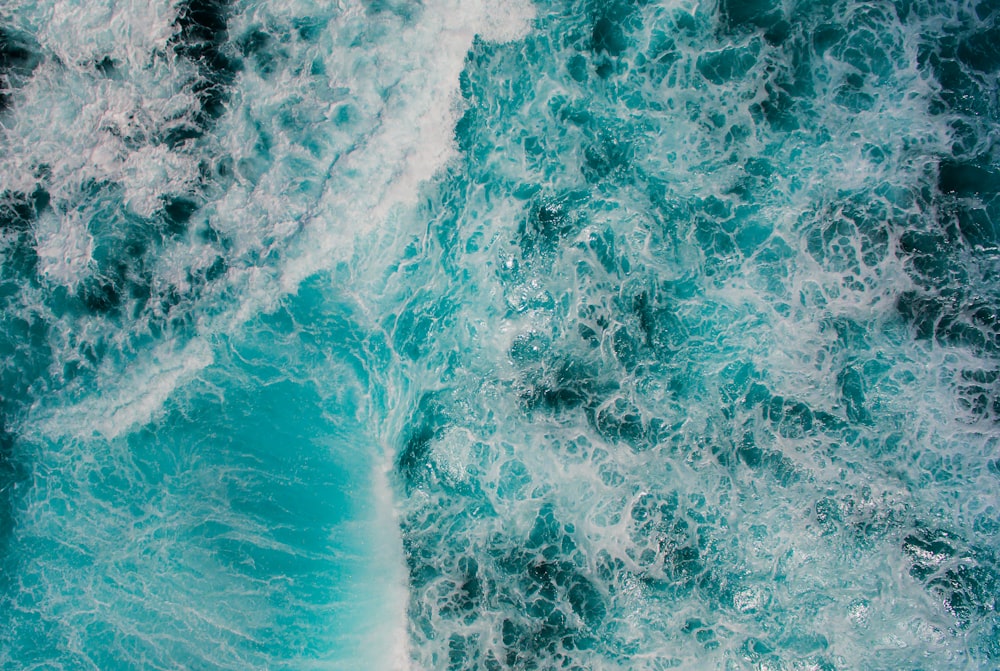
[1,0,998,669]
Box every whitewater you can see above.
[0,0,998,669]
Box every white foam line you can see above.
[31,338,213,440]
[281,0,535,289]
[19,0,535,442]
[366,461,413,671]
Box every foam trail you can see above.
[1,0,534,440]
[0,0,533,667]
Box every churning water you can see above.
[0,0,998,668]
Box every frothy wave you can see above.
[1,0,998,668]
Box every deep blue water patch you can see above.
[0,26,40,113]
[170,0,241,142]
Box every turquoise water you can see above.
[1,0,998,668]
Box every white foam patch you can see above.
[0,52,201,208]
[263,0,536,290]
[365,462,414,671]
[34,0,177,68]
[33,208,93,288]
[121,144,202,218]
[33,338,213,440]
[476,0,536,42]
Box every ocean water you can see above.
[0,0,998,669]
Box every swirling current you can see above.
[0,0,998,669]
